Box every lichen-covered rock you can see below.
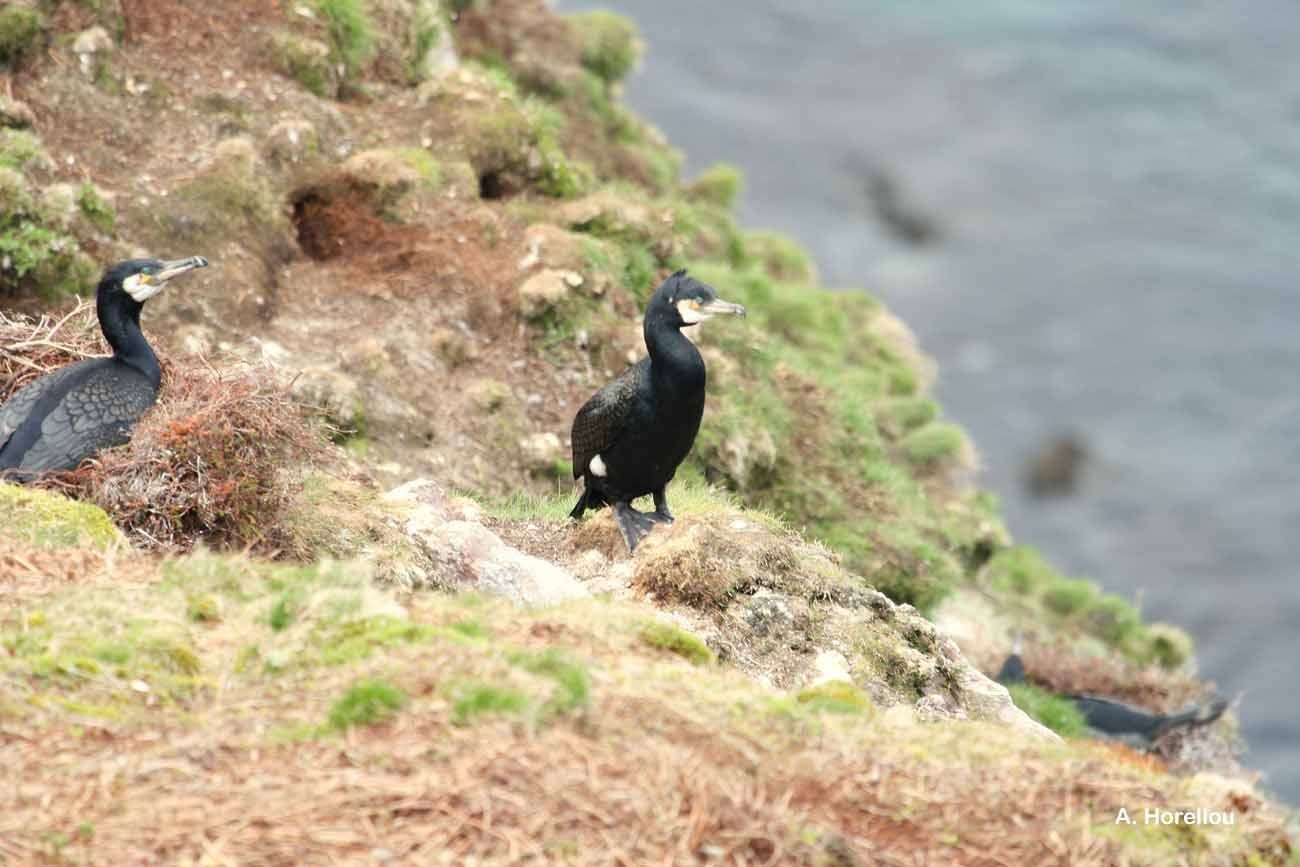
[383,479,589,604]
[518,431,563,472]
[264,119,320,168]
[291,367,366,433]
[71,26,113,79]
[517,268,572,319]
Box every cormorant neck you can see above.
[644,306,703,385]
[98,287,161,387]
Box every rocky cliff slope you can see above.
[0,1,1295,864]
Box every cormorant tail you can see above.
[569,488,590,521]
[1155,698,1229,738]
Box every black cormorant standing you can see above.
[996,652,1228,747]
[569,270,745,551]
[0,256,209,478]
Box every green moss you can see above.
[900,422,968,469]
[77,182,115,233]
[313,616,436,668]
[1006,683,1088,738]
[569,10,640,85]
[638,621,714,665]
[795,681,873,715]
[685,163,743,209]
[449,681,530,725]
[327,678,406,730]
[0,4,44,67]
[405,4,441,83]
[0,484,119,549]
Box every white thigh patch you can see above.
[589,454,607,477]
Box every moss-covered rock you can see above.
[0,483,120,549]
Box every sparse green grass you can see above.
[328,678,407,731]
[450,681,530,725]
[795,681,874,715]
[1007,683,1088,738]
[275,32,336,97]
[638,621,714,665]
[510,648,590,718]
[315,0,373,79]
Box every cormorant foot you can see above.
[614,503,659,552]
[649,509,674,525]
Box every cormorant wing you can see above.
[570,359,647,479]
[17,364,157,472]
[0,365,84,458]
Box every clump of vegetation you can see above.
[273,32,338,98]
[0,129,49,172]
[315,0,374,81]
[568,10,640,85]
[1006,683,1088,738]
[67,363,323,552]
[77,182,115,234]
[983,548,1192,668]
[0,3,45,68]
[328,678,407,731]
[638,620,714,665]
[900,421,971,471]
[684,163,743,209]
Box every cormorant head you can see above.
[648,269,746,328]
[102,256,210,307]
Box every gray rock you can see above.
[384,479,590,605]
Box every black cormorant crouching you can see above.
[0,256,209,479]
[996,652,1228,747]
[569,270,745,551]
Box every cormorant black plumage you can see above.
[996,652,1228,746]
[569,270,745,551]
[0,256,208,479]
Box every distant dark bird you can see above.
[0,256,209,479]
[996,653,1228,747]
[569,270,745,551]
[1025,433,1088,497]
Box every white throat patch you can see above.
[123,274,164,303]
[677,300,706,325]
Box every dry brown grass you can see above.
[1,303,325,554]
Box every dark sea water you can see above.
[556,0,1300,801]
